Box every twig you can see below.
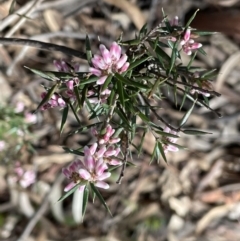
[4,0,43,38]
[0,38,87,59]
[140,92,179,132]
[17,174,64,241]
[63,0,98,18]
[0,0,36,32]
[166,80,222,117]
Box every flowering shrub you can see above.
[15,10,221,218]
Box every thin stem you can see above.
[68,102,82,125]
[116,131,129,184]
[140,92,179,132]
[166,81,222,117]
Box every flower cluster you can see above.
[180,29,202,55]
[13,162,36,188]
[168,17,202,55]
[40,92,66,110]
[162,126,179,153]
[53,60,80,100]
[62,124,121,192]
[89,42,130,85]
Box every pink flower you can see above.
[53,60,79,72]
[65,77,80,100]
[14,162,36,188]
[162,126,179,153]
[79,145,111,189]
[92,124,121,145]
[14,102,25,113]
[62,143,111,192]
[89,42,130,85]
[62,160,85,192]
[40,92,66,110]
[87,88,111,104]
[170,16,179,26]
[24,112,37,124]
[180,29,202,55]
[103,146,122,166]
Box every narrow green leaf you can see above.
[187,50,197,70]
[185,9,199,29]
[101,74,113,92]
[155,130,179,139]
[193,31,216,36]
[179,98,197,127]
[25,66,57,81]
[62,146,84,156]
[73,86,82,109]
[180,87,189,110]
[69,122,102,135]
[127,56,150,72]
[201,69,217,79]
[115,107,131,128]
[197,47,207,56]
[138,129,147,156]
[80,84,88,107]
[117,79,125,108]
[82,187,89,219]
[150,142,158,164]
[139,23,148,38]
[168,42,177,74]
[121,39,141,46]
[107,88,115,106]
[89,183,112,216]
[60,106,68,134]
[164,141,186,150]
[85,35,92,64]
[138,112,150,122]
[80,76,99,85]
[58,183,82,202]
[112,127,124,138]
[158,142,168,163]
[162,8,172,32]
[157,41,169,48]
[34,84,59,113]
[149,41,171,65]
[182,129,212,135]
[126,160,137,167]
[115,73,148,89]
[69,101,81,125]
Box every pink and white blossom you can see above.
[62,143,111,192]
[24,112,37,124]
[40,92,66,110]
[89,42,130,85]
[92,124,121,145]
[162,126,179,153]
[87,88,111,104]
[14,162,36,188]
[14,102,25,113]
[170,16,179,26]
[180,29,202,55]
[53,60,79,73]
[62,160,85,192]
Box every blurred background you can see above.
[1,0,240,240]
